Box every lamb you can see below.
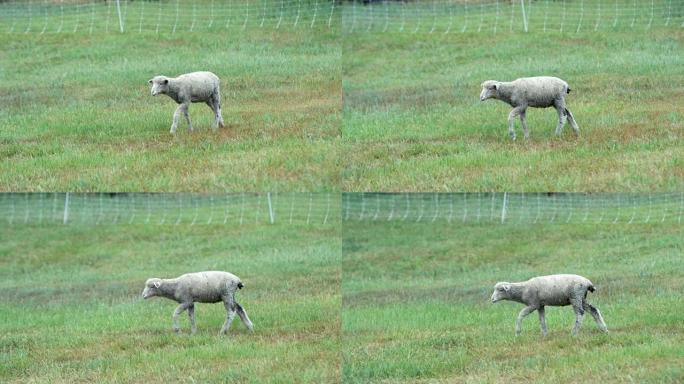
[490,274,608,336]
[141,271,254,335]
[148,71,225,134]
[480,76,580,140]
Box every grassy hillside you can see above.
[0,24,340,191]
[342,218,683,382]
[0,221,340,383]
[342,2,684,191]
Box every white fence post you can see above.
[116,0,124,33]
[520,0,528,32]
[267,192,275,224]
[501,192,508,224]
[63,192,70,224]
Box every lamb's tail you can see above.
[235,302,254,332]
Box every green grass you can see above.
[342,219,684,383]
[0,26,340,191]
[342,6,684,191]
[0,221,340,383]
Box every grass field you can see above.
[0,12,340,191]
[342,2,684,191]
[0,220,340,382]
[342,217,684,382]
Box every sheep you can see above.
[490,274,608,336]
[480,76,580,140]
[142,271,254,335]
[148,71,225,134]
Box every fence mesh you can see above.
[0,193,339,226]
[1,193,682,226]
[342,0,684,33]
[342,193,684,224]
[0,0,339,34]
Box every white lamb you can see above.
[480,76,580,140]
[142,271,253,335]
[148,71,225,134]
[491,274,608,336]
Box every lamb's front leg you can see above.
[171,105,183,134]
[172,302,192,333]
[507,107,523,140]
[515,305,536,336]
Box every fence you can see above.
[342,193,684,224]
[1,193,682,225]
[0,0,339,34]
[0,193,339,225]
[342,0,684,33]
[4,1,683,35]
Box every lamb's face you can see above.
[148,76,169,96]
[480,81,499,101]
[142,278,163,299]
[490,282,512,303]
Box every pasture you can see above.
[342,1,684,191]
[0,1,340,191]
[342,195,684,382]
[0,196,341,382]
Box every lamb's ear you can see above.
[154,281,162,288]
[162,79,169,85]
[148,79,153,84]
[503,284,511,291]
[492,83,498,90]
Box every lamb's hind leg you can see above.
[554,100,567,136]
[220,295,237,335]
[583,302,608,333]
[565,108,580,136]
[538,306,548,337]
[571,300,585,336]
[207,96,222,130]
[180,102,193,132]
[520,109,530,140]
[215,93,225,128]
[235,302,254,332]
[187,304,197,334]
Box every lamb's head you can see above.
[490,282,513,303]
[480,80,500,101]
[142,278,163,299]
[148,76,170,96]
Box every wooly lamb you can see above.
[148,71,225,134]
[491,274,608,336]
[142,271,253,335]
[480,76,579,140]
